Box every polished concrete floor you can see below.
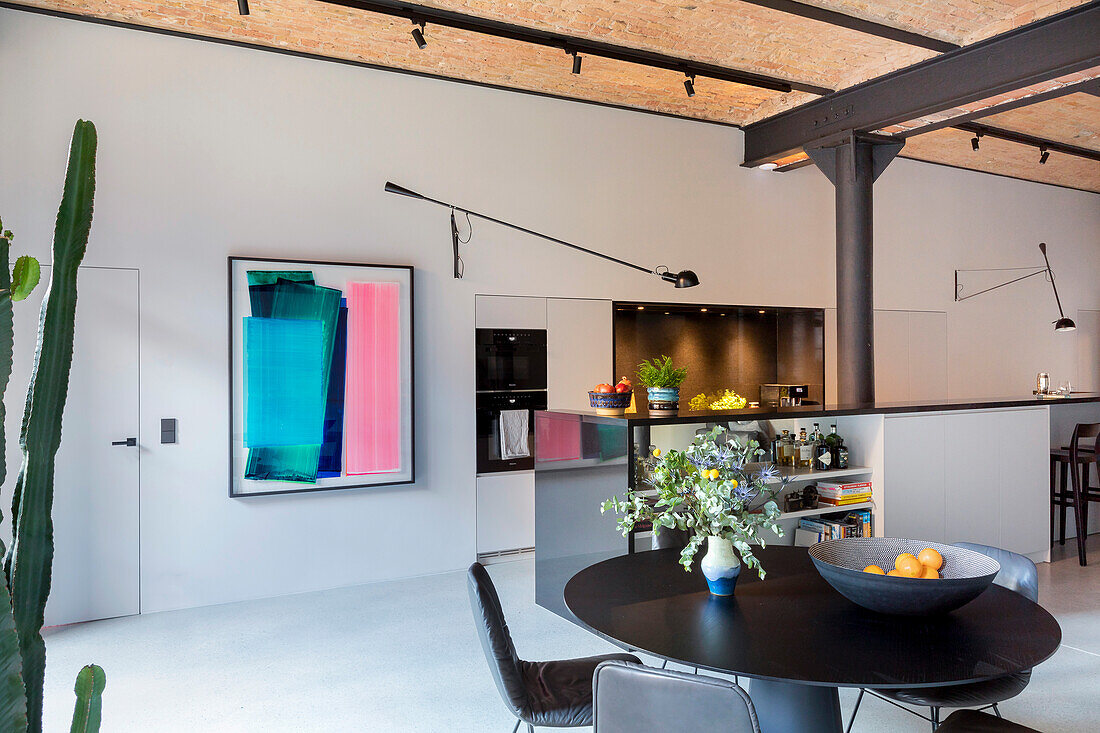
[41,537,1100,731]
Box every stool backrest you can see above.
[593,660,760,733]
[1069,423,1100,467]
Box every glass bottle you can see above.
[835,436,849,469]
[813,431,833,471]
[797,428,813,468]
[779,430,794,466]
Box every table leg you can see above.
[749,679,842,733]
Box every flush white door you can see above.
[5,266,140,626]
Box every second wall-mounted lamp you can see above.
[384,182,699,288]
[955,242,1075,331]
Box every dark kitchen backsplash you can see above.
[613,303,825,407]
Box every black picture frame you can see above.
[227,256,415,497]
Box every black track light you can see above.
[684,74,696,98]
[411,24,427,50]
[971,131,982,151]
[237,0,249,15]
[571,52,582,75]
[1039,147,1049,165]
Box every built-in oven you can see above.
[476,390,547,474]
[476,329,547,392]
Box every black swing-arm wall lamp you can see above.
[384,182,699,288]
[954,242,1075,332]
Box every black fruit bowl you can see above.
[809,538,1000,616]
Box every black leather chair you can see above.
[936,709,1041,732]
[592,660,760,733]
[846,543,1039,732]
[467,562,640,731]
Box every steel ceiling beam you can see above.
[894,75,1100,137]
[736,0,958,53]
[313,0,833,95]
[955,121,1100,163]
[741,2,1100,166]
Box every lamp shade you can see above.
[675,269,700,288]
[1055,317,1076,332]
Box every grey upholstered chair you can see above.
[846,543,1039,732]
[467,563,640,732]
[592,660,760,733]
[935,709,1041,732]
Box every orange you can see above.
[895,554,924,578]
[920,566,939,580]
[886,569,902,577]
[918,548,943,571]
[863,565,885,575]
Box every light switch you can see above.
[160,418,177,444]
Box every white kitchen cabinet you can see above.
[547,298,613,410]
[474,295,546,329]
[883,413,946,542]
[884,408,1049,559]
[476,472,535,555]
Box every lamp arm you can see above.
[1038,242,1068,319]
[954,268,1047,302]
[386,181,654,276]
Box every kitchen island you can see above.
[533,394,1100,621]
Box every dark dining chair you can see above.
[935,709,1041,732]
[467,563,640,732]
[845,543,1038,732]
[592,660,760,733]
[1050,423,1100,565]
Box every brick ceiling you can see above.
[11,0,1100,192]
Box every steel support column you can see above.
[807,133,903,405]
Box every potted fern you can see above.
[636,355,687,411]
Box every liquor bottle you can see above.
[835,436,849,469]
[812,431,833,471]
[824,425,840,465]
[797,428,813,468]
[779,430,794,466]
[770,434,782,464]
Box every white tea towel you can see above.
[499,409,531,459]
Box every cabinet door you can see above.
[909,312,948,402]
[474,295,546,329]
[874,311,910,403]
[944,413,1001,547]
[883,414,946,542]
[997,408,1050,557]
[476,472,535,554]
[547,298,612,410]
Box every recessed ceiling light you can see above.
[637,305,645,310]
[758,162,778,171]
[758,309,766,314]
[700,308,708,312]
[664,312,670,315]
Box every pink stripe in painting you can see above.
[345,282,401,475]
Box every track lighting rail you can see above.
[954,122,1100,163]
[313,0,832,95]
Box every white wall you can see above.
[1,10,1098,612]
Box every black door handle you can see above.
[111,438,137,447]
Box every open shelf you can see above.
[779,501,874,521]
[755,465,872,484]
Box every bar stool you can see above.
[1049,423,1100,566]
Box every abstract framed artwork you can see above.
[228,257,414,497]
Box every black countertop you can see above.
[539,393,1100,426]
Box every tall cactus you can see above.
[6,119,97,731]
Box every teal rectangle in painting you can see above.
[243,317,325,448]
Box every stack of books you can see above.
[795,508,872,544]
[816,480,872,506]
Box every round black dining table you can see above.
[564,546,1061,733]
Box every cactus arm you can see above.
[68,665,104,733]
[0,583,28,733]
[7,119,96,732]
[0,233,12,545]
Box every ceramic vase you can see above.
[701,535,741,596]
[646,387,680,411]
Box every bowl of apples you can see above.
[589,378,633,415]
